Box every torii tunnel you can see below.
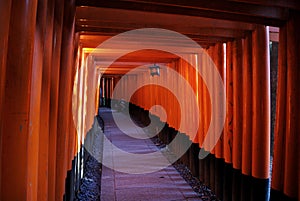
[0,0,299,200]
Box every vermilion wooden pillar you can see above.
[201,50,210,152]
[0,0,38,200]
[240,34,253,201]
[271,20,287,196]
[232,39,243,201]
[28,0,48,198]
[223,41,233,201]
[0,0,12,195]
[251,25,270,179]
[284,11,300,199]
[55,0,75,200]
[224,41,233,164]
[206,47,215,191]
[272,11,300,201]
[37,0,54,200]
[214,43,224,159]
[207,48,215,156]
[241,34,252,177]
[67,33,79,169]
[197,53,204,147]
[49,0,64,200]
[213,43,225,200]
[232,39,243,171]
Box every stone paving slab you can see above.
[100,109,201,201]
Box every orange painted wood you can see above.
[232,39,243,170]
[35,0,52,200]
[207,47,215,154]
[271,24,287,192]
[201,51,212,151]
[197,55,205,146]
[0,0,12,195]
[55,0,75,200]
[48,0,64,200]
[224,42,233,164]
[214,43,225,159]
[189,57,199,143]
[0,0,38,200]
[241,34,253,176]
[68,105,76,170]
[251,25,270,179]
[68,34,78,168]
[283,11,300,198]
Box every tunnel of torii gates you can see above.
[0,0,300,201]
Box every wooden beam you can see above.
[226,0,300,10]
[76,20,249,38]
[76,7,255,30]
[121,0,288,20]
[76,0,286,26]
[77,27,232,44]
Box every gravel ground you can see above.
[151,136,220,201]
[75,116,104,201]
[75,155,102,201]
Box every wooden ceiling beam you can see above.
[76,0,286,26]
[79,32,220,49]
[76,20,249,38]
[120,0,288,20]
[76,7,255,30]
[77,26,237,41]
[225,0,300,10]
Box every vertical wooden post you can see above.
[251,25,270,179]
[284,11,300,199]
[241,34,253,176]
[0,0,12,195]
[271,20,287,196]
[55,0,75,199]
[232,39,243,171]
[223,41,233,201]
[232,39,243,201]
[35,0,52,200]
[241,34,253,201]
[224,42,233,164]
[0,0,38,200]
[213,42,225,200]
[198,53,205,183]
[197,53,204,147]
[48,0,64,200]
[207,47,215,155]
[214,43,224,159]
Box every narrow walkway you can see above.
[99,108,201,201]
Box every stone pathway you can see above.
[99,108,201,201]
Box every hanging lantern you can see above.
[149,64,160,77]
